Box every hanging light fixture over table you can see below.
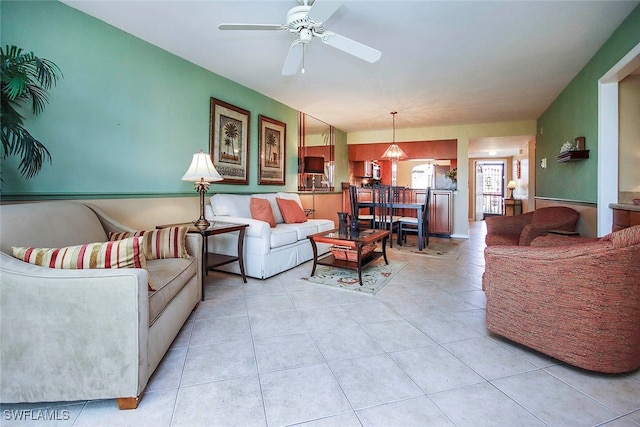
[380,111,408,187]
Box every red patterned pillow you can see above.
[276,197,308,224]
[12,237,156,290]
[250,197,276,227]
[109,226,189,260]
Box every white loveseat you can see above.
[205,192,334,279]
[0,202,201,409]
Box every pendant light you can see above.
[380,111,408,186]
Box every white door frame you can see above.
[598,42,640,235]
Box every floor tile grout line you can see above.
[541,366,639,417]
[483,379,552,427]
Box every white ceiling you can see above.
[62,0,638,157]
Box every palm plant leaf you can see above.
[1,124,51,179]
[1,45,61,179]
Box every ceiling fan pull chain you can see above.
[302,44,306,74]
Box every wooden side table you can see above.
[503,198,522,216]
[157,222,248,301]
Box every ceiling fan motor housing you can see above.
[287,6,311,27]
[287,5,324,40]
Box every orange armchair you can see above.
[482,225,640,373]
[485,206,580,246]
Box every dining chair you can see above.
[349,185,374,229]
[397,187,431,250]
[372,185,399,247]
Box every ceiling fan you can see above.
[218,0,382,75]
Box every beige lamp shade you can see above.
[507,180,517,190]
[380,143,408,160]
[182,151,223,182]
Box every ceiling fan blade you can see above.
[282,42,304,76]
[307,1,341,24]
[218,23,285,31]
[321,32,382,63]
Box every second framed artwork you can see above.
[210,98,250,185]
[258,115,286,185]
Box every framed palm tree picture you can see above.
[210,98,250,184]
[258,115,286,185]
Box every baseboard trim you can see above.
[450,233,469,239]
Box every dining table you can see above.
[354,200,426,250]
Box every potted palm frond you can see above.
[1,45,62,179]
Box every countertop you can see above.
[609,203,640,212]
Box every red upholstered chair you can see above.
[482,225,640,373]
[485,206,580,246]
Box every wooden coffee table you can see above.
[308,229,389,286]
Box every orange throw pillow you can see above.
[250,197,276,227]
[276,197,307,224]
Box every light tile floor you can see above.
[3,222,639,426]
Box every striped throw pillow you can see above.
[12,236,156,290]
[108,226,190,260]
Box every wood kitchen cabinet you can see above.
[352,161,372,177]
[430,190,453,235]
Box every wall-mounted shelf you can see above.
[557,150,590,162]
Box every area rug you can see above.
[389,235,462,259]
[300,261,407,295]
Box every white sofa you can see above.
[205,192,334,279]
[0,202,201,409]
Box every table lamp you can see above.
[507,180,517,199]
[182,150,223,230]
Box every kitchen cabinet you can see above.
[353,161,372,177]
[430,190,453,235]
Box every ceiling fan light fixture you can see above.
[299,28,313,43]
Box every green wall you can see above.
[0,0,300,197]
[536,4,640,202]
